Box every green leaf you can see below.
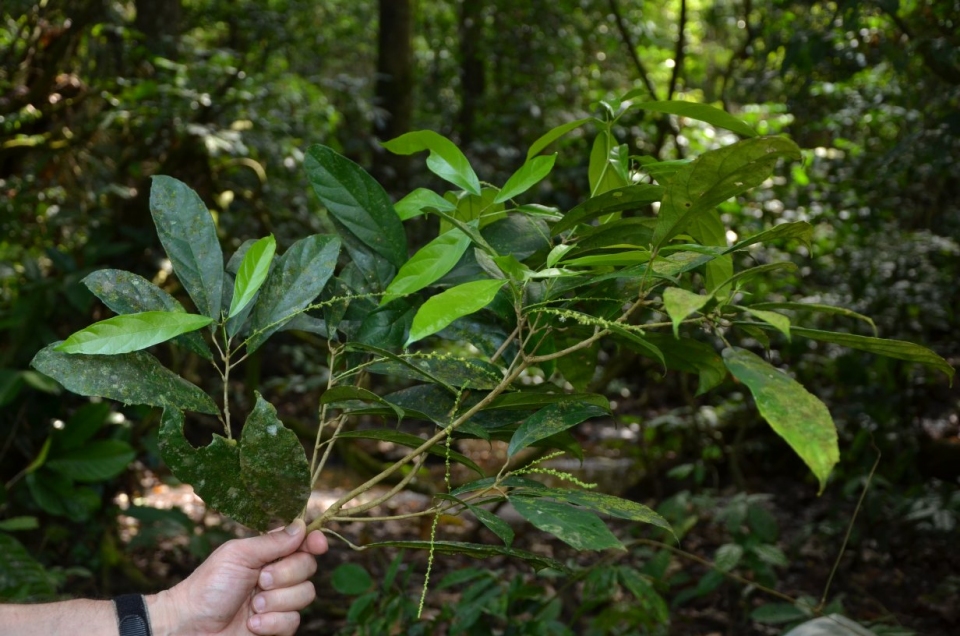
[652,137,802,248]
[750,603,811,625]
[0,533,56,600]
[82,269,211,359]
[381,230,472,305]
[331,563,373,595]
[714,543,744,572]
[722,348,838,493]
[31,344,219,414]
[662,287,711,337]
[485,391,610,412]
[344,343,455,392]
[305,145,407,267]
[55,402,111,451]
[247,234,341,351]
[0,517,39,532]
[617,567,670,625]
[589,132,629,196]
[608,324,667,372]
[788,328,954,383]
[562,251,651,268]
[361,540,569,573]
[643,334,726,396]
[228,235,276,319]
[516,486,672,533]
[356,298,417,350]
[239,393,311,523]
[320,386,405,421]
[728,221,814,252]
[526,117,592,160]
[717,262,797,291]
[510,496,624,551]
[46,440,135,482]
[553,185,663,235]
[495,153,557,203]
[637,156,693,180]
[739,306,791,341]
[159,408,271,531]
[149,176,224,320]
[466,503,514,547]
[394,187,457,220]
[621,98,759,138]
[382,130,481,195]
[336,430,484,475]
[752,544,789,567]
[749,302,877,336]
[507,401,607,457]
[55,311,212,355]
[406,279,506,346]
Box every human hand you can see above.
[148,519,329,636]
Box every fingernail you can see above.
[260,571,274,589]
[253,595,266,612]
[285,519,304,536]
[249,614,262,629]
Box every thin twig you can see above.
[608,0,658,100]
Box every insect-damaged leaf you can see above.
[158,408,271,530]
[507,401,608,457]
[722,347,838,493]
[238,393,311,523]
[149,176,224,321]
[82,269,212,359]
[247,234,340,352]
[31,344,218,414]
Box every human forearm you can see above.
[0,598,116,636]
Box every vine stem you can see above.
[309,344,339,483]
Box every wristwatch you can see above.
[113,594,153,636]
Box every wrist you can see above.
[145,590,182,636]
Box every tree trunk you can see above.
[457,0,485,146]
[373,0,413,190]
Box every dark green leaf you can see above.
[55,311,212,355]
[82,269,211,359]
[508,401,607,457]
[526,117,592,160]
[336,430,484,475]
[643,334,726,396]
[159,408,271,530]
[495,154,557,203]
[510,496,624,551]
[305,145,407,267]
[320,386,404,421]
[553,185,664,235]
[31,344,219,414]
[331,563,373,595]
[485,391,610,412]
[511,485,672,533]
[0,533,56,600]
[749,603,811,625]
[239,393,311,523]
[717,262,797,291]
[228,235,276,318]
[0,517,39,532]
[723,348,838,492]
[727,221,814,252]
[622,98,759,138]
[55,402,111,451]
[46,440,135,482]
[617,567,670,625]
[361,540,568,573]
[466,503,514,548]
[381,131,481,195]
[357,298,417,351]
[748,302,876,336]
[407,279,506,346]
[652,137,802,248]
[609,325,667,372]
[247,233,341,351]
[344,343,456,392]
[149,176,224,320]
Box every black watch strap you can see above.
[113,594,153,636]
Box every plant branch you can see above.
[667,0,687,101]
[336,455,428,517]
[608,0,658,100]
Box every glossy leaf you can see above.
[663,288,711,336]
[514,485,672,533]
[31,344,218,414]
[239,393,311,522]
[553,185,663,235]
[336,430,484,475]
[247,234,340,351]
[363,540,568,573]
[788,328,954,382]
[381,230,472,305]
[740,306,791,341]
[82,269,211,359]
[723,347,838,493]
[381,130,481,195]
[46,440,135,482]
[526,117,592,160]
[149,176,224,320]
[394,188,457,220]
[652,137,802,248]
[344,343,455,392]
[511,496,624,551]
[622,97,759,138]
[495,153,557,203]
[55,312,212,355]
[228,235,276,318]
[507,401,607,457]
[356,298,417,350]
[406,279,506,346]
[305,145,406,267]
[159,408,270,530]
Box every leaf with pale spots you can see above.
[238,393,311,523]
[507,401,608,457]
[511,495,624,551]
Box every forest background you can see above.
[1,0,958,634]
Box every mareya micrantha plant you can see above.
[30,99,954,580]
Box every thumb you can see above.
[235,519,306,568]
